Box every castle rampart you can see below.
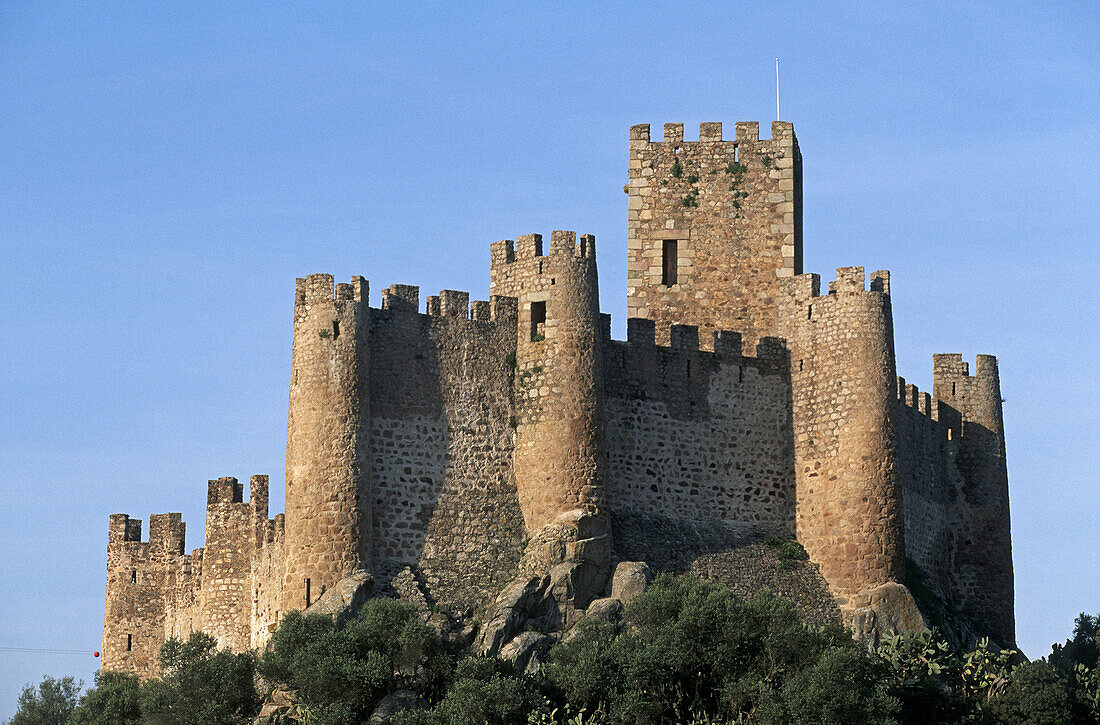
[103,119,1014,676]
[366,283,525,609]
[603,326,796,569]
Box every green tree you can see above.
[8,676,81,725]
[259,598,451,725]
[981,660,1075,725]
[69,671,142,725]
[545,574,868,724]
[140,632,257,725]
[411,657,546,725]
[1050,613,1099,672]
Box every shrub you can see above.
[405,657,546,725]
[259,598,450,725]
[141,632,257,725]
[545,574,857,723]
[982,660,1075,725]
[755,646,898,725]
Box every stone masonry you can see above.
[103,120,1014,678]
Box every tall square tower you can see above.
[627,121,802,352]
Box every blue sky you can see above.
[0,1,1096,716]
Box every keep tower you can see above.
[627,121,802,354]
[282,274,371,614]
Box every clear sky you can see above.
[1,1,1096,717]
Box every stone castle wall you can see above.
[102,119,1015,676]
[603,319,796,563]
[283,275,370,615]
[490,231,608,536]
[368,285,526,611]
[777,268,906,606]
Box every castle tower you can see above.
[102,512,184,678]
[932,354,1015,645]
[778,268,906,606]
[489,231,608,535]
[282,274,371,614]
[199,477,254,651]
[627,121,802,353]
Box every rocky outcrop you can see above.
[303,571,373,627]
[499,631,554,675]
[611,561,651,604]
[849,582,928,649]
[369,690,429,723]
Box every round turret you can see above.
[282,274,371,614]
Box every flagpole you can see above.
[776,58,780,121]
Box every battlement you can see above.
[490,231,596,267]
[381,284,420,313]
[207,477,244,505]
[782,268,891,304]
[629,121,796,145]
[109,514,143,545]
[896,375,962,443]
[932,353,1000,382]
[108,513,186,553]
[614,317,784,368]
[295,274,368,306]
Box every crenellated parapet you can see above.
[627,121,802,353]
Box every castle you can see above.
[102,121,1014,677]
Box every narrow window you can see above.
[807,304,813,320]
[798,360,804,372]
[686,359,691,378]
[332,321,339,339]
[662,240,678,286]
[130,570,137,584]
[530,301,546,342]
[951,382,956,396]
[538,260,543,275]
[305,578,311,607]
[126,634,132,652]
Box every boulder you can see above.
[304,571,373,626]
[611,561,652,604]
[499,631,554,675]
[476,576,551,656]
[585,596,623,623]
[369,690,429,723]
[850,581,927,649]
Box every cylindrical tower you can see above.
[282,274,370,614]
[779,268,905,603]
[490,231,608,534]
